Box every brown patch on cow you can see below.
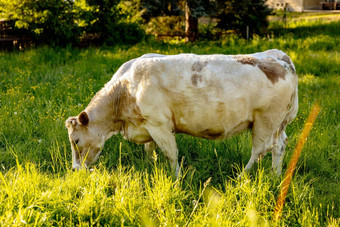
[281,55,291,65]
[257,58,287,84]
[191,73,202,86]
[280,54,296,73]
[111,82,144,124]
[234,55,258,66]
[192,61,208,72]
[235,55,287,84]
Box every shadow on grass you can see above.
[270,20,340,39]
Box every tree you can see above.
[0,0,145,46]
[140,0,182,21]
[141,0,271,41]
[0,0,78,45]
[141,0,215,42]
[77,0,145,45]
[184,0,216,42]
[216,0,272,38]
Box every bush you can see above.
[145,16,185,36]
[105,22,146,45]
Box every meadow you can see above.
[0,13,339,226]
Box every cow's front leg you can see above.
[144,140,157,158]
[145,126,180,178]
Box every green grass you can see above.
[0,14,339,226]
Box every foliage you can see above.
[184,0,216,18]
[216,0,272,37]
[0,0,272,45]
[140,0,183,21]
[145,16,185,36]
[117,0,145,24]
[80,0,144,45]
[0,0,145,46]
[141,0,216,41]
[0,0,79,46]
[0,14,339,225]
[141,0,271,40]
[141,0,215,19]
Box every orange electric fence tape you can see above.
[274,103,321,221]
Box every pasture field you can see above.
[0,14,339,226]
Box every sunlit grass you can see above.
[0,13,339,225]
[0,160,325,226]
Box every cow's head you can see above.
[65,112,105,169]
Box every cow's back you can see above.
[122,50,298,139]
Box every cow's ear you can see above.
[79,112,89,126]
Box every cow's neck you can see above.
[85,82,126,137]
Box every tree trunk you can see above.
[185,1,198,42]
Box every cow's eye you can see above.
[72,139,79,146]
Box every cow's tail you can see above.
[287,86,298,126]
[281,51,298,127]
[270,74,298,174]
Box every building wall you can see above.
[303,0,322,10]
[266,0,321,11]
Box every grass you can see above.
[0,14,339,226]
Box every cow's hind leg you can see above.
[272,130,288,175]
[244,113,277,173]
[145,125,180,178]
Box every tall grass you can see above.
[0,14,339,225]
[0,158,326,226]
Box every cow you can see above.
[65,49,298,177]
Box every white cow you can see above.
[65,49,298,177]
